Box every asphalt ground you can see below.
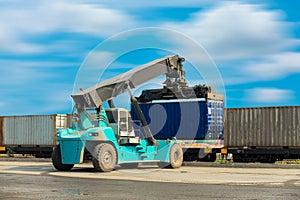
[1,173,300,200]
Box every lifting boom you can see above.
[72,55,186,109]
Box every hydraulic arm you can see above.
[71,55,186,109]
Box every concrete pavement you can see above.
[0,161,300,188]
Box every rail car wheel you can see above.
[232,154,246,163]
[92,143,117,172]
[52,145,74,171]
[260,155,277,163]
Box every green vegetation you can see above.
[214,158,300,164]
[214,158,232,163]
[275,160,300,165]
[6,149,14,157]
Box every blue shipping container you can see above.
[130,100,224,140]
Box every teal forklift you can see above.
[52,55,185,172]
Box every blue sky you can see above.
[0,0,300,115]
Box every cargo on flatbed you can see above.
[131,100,224,140]
[131,99,224,161]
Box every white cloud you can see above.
[245,87,294,103]
[40,84,74,113]
[85,0,215,9]
[162,1,300,87]
[0,58,77,115]
[244,52,300,79]
[0,60,77,88]
[73,51,116,91]
[0,60,77,68]
[164,1,299,61]
[0,1,137,53]
[0,82,74,115]
[1,0,300,113]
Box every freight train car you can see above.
[1,106,299,162]
[0,114,72,157]
[224,107,300,162]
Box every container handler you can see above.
[52,55,189,172]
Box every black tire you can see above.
[52,145,74,171]
[208,153,217,162]
[168,143,183,169]
[92,143,117,172]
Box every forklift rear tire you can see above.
[92,143,117,172]
[159,143,183,169]
[169,143,183,168]
[52,145,74,171]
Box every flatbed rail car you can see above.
[224,106,300,163]
[0,114,72,157]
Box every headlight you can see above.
[88,132,99,137]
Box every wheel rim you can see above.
[173,151,179,161]
[102,151,112,164]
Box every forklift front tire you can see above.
[92,143,117,172]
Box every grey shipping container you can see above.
[131,100,224,140]
[224,106,300,147]
[0,114,72,150]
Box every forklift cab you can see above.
[72,106,100,130]
[105,108,140,145]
